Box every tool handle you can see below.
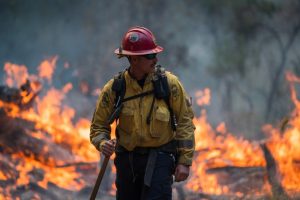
[89,156,110,200]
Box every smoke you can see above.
[1,0,299,139]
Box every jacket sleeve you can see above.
[90,79,115,151]
[168,73,195,166]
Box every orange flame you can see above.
[195,88,211,106]
[1,60,101,192]
[38,56,58,84]
[187,72,300,195]
[2,59,300,198]
[260,71,300,192]
[187,110,266,195]
[4,62,29,88]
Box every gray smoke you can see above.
[1,0,300,139]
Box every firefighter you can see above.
[90,26,195,200]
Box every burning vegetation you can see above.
[0,58,101,199]
[0,58,300,200]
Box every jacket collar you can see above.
[125,68,154,86]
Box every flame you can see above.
[195,88,211,106]
[259,71,300,192]
[12,153,84,190]
[1,59,300,198]
[0,171,7,181]
[4,62,29,88]
[0,100,20,117]
[37,56,57,84]
[187,71,300,196]
[0,60,101,193]
[187,110,266,195]
[265,125,300,192]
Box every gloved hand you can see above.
[174,164,190,182]
[100,139,116,157]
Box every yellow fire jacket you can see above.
[90,70,195,165]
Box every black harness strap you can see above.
[112,69,127,108]
[110,66,177,131]
[164,98,177,131]
[122,90,154,103]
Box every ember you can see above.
[0,59,300,199]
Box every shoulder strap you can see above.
[112,69,126,108]
[110,66,177,131]
[154,65,177,131]
[112,68,154,105]
[153,65,170,99]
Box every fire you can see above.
[1,58,300,198]
[186,72,300,196]
[0,58,102,194]
[0,171,6,180]
[186,110,266,195]
[4,62,29,88]
[260,71,300,192]
[195,88,210,106]
[12,153,84,190]
[37,56,57,84]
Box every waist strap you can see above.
[144,149,157,187]
[115,140,177,154]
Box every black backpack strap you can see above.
[109,68,154,124]
[123,90,154,103]
[112,69,127,108]
[109,66,177,131]
[160,73,177,131]
[153,65,177,131]
[108,69,127,124]
[112,68,155,105]
[164,98,177,131]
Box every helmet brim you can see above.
[114,46,163,56]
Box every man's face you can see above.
[134,54,158,74]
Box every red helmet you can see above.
[114,26,163,56]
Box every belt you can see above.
[115,140,177,154]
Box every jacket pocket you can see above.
[150,106,170,137]
[118,106,135,134]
